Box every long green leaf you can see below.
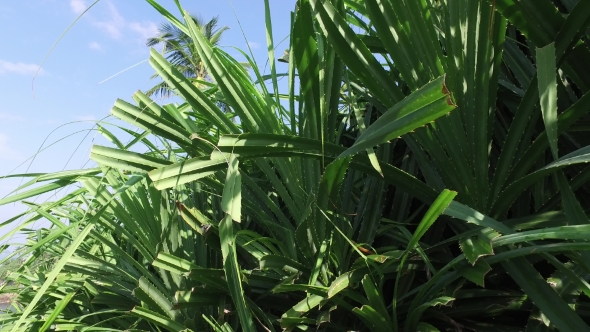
[310,0,403,106]
[393,189,456,329]
[0,180,77,206]
[148,157,226,190]
[9,208,104,332]
[219,214,254,332]
[221,155,241,222]
[352,305,391,332]
[492,145,590,215]
[340,76,456,158]
[405,297,454,332]
[38,292,76,332]
[501,257,590,331]
[130,306,186,332]
[536,42,558,159]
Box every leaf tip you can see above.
[441,74,457,107]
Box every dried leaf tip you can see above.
[441,74,457,107]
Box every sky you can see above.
[0,0,294,249]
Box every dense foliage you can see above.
[145,14,228,99]
[1,0,590,331]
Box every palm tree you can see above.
[145,15,228,98]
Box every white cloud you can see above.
[76,2,157,43]
[69,0,86,14]
[70,1,158,46]
[93,1,125,39]
[129,21,158,40]
[247,41,261,49]
[0,59,44,76]
[88,41,103,52]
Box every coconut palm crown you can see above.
[145,15,228,98]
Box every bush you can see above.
[1,0,590,331]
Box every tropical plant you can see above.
[145,14,228,98]
[1,0,590,331]
[0,255,23,282]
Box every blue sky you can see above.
[0,0,294,246]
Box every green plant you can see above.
[0,255,23,283]
[145,14,228,98]
[1,0,590,331]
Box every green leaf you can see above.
[259,255,311,275]
[490,0,590,89]
[494,225,590,246]
[362,275,390,325]
[352,305,392,332]
[506,89,590,188]
[310,0,403,107]
[130,306,187,332]
[459,228,499,265]
[445,201,514,235]
[97,125,125,150]
[405,297,454,332]
[553,0,590,66]
[485,243,590,264]
[406,190,457,252]
[536,42,558,159]
[174,289,226,308]
[394,189,456,328]
[91,145,171,173]
[148,49,239,135]
[148,157,226,190]
[38,292,76,332]
[264,0,281,116]
[153,252,199,275]
[0,179,77,206]
[132,277,178,321]
[309,239,329,288]
[110,99,197,151]
[214,134,438,203]
[455,259,492,287]
[352,102,383,176]
[9,206,106,332]
[219,215,255,332]
[416,322,440,332]
[182,10,275,133]
[339,76,456,158]
[502,257,590,331]
[245,297,277,332]
[221,155,241,222]
[555,171,589,225]
[291,1,326,142]
[281,294,324,329]
[327,269,368,298]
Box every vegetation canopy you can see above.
[1,0,590,331]
[145,14,229,98]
